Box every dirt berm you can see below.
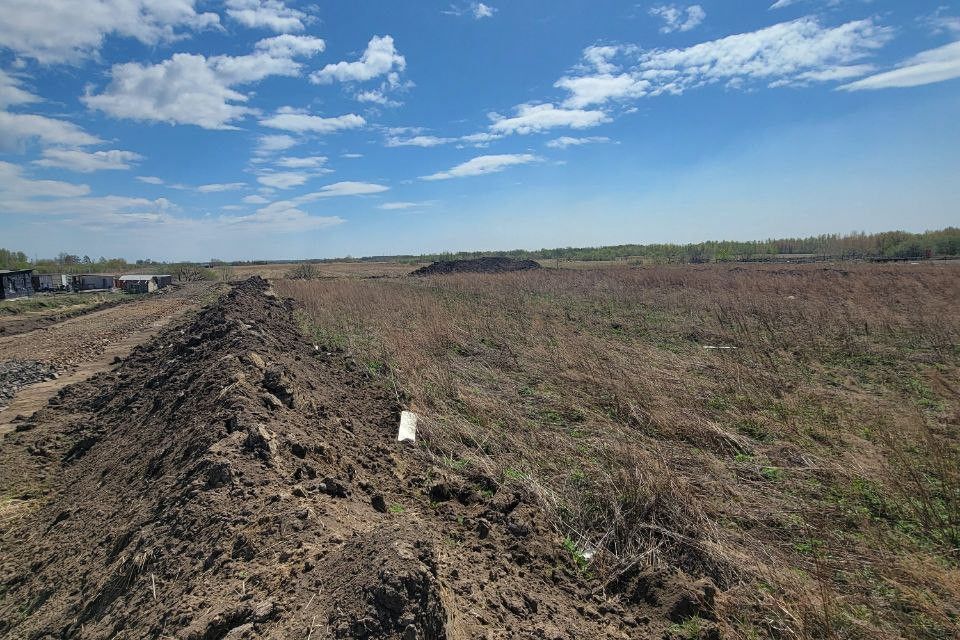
[0,278,717,639]
[410,257,541,277]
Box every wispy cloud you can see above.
[649,4,706,34]
[378,201,435,210]
[489,103,610,135]
[554,17,892,109]
[197,182,246,193]
[259,107,365,134]
[546,136,611,149]
[34,148,143,173]
[422,154,542,180]
[839,41,960,91]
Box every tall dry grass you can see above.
[277,262,960,639]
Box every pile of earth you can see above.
[410,256,541,276]
[0,277,720,639]
[0,360,57,408]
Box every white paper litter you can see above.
[398,410,418,442]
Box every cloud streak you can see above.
[422,154,541,180]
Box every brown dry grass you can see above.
[231,261,420,280]
[276,262,960,639]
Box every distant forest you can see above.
[2,228,959,272]
[394,228,960,264]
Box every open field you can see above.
[230,261,422,280]
[277,261,960,639]
[0,263,957,639]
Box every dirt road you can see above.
[0,283,220,434]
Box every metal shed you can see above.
[74,274,116,291]
[0,269,35,300]
[31,273,62,292]
[118,275,158,294]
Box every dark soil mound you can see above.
[411,256,541,276]
[0,277,714,639]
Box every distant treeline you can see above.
[2,229,958,272]
[395,228,960,264]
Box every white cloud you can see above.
[649,5,706,34]
[83,36,326,129]
[839,41,960,91]
[546,136,611,149]
[260,107,366,133]
[0,0,220,64]
[257,172,310,189]
[298,181,389,199]
[0,160,90,198]
[310,35,406,84]
[473,3,496,19]
[0,111,102,151]
[274,156,328,169]
[489,103,610,135]
[221,206,343,232]
[137,175,165,185]
[581,45,627,74]
[33,148,143,172]
[555,73,649,108]
[921,8,960,36]
[225,0,307,33]
[0,69,39,108]
[243,194,270,204]
[342,153,364,158]
[636,18,890,88]
[769,0,799,8]
[355,89,401,107]
[378,201,420,210]
[554,17,893,109]
[252,34,325,58]
[443,2,496,19]
[255,134,299,155]
[197,182,246,193]
[386,134,454,147]
[422,153,542,180]
[459,132,503,146]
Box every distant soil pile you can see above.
[411,256,541,276]
[0,277,716,639]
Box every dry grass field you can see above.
[230,260,420,280]
[277,262,960,639]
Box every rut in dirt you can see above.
[0,277,719,639]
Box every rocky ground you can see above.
[0,284,217,371]
[0,360,58,408]
[0,278,717,639]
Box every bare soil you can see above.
[0,284,220,435]
[411,257,541,277]
[0,298,135,339]
[0,277,711,639]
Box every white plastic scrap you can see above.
[703,345,738,350]
[398,410,418,443]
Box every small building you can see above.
[0,269,35,300]
[118,275,158,294]
[31,273,63,292]
[73,274,115,291]
[118,274,172,294]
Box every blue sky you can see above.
[1,0,958,261]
